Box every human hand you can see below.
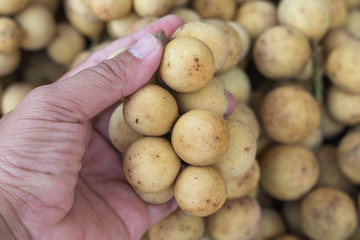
[0,15,184,240]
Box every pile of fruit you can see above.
[1,0,360,239]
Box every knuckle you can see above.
[93,58,130,88]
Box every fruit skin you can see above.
[172,21,229,72]
[300,187,358,240]
[260,85,320,144]
[123,137,181,193]
[123,84,179,136]
[326,43,360,94]
[259,144,319,201]
[206,196,261,240]
[174,165,227,217]
[337,130,360,184]
[277,0,331,41]
[159,36,215,93]
[253,25,311,80]
[171,109,230,166]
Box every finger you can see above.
[60,14,184,81]
[37,32,163,123]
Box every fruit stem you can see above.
[311,40,323,105]
[155,29,171,47]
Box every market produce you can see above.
[172,21,229,72]
[206,196,261,240]
[174,165,227,217]
[225,160,260,199]
[175,77,229,116]
[1,82,35,114]
[123,84,179,136]
[1,1,360,239]
[214,119,257,179]
[123,136,181,193]
[259,144,319,201]
[253,25,312,80]
[260,85,321,143]
[171,109,230,166]
[337,130,360,184]
[235,0,278,40]
[216,66,251,103]
[277,0,331,41]
[0,17,22,54]
[15,4,56,51]
[300,187,358,240]
[148,208,205,240]
[326,85,360,125]
[159,36,215,93]
[326,43,360,94]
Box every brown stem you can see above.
[155,29,171,47]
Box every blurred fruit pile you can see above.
[1,0,360,239]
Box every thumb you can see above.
[37,33,162,122]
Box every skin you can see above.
[0,15,184,240]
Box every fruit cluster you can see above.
[1,0,360,240]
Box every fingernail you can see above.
[128,33,159,59]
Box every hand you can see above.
[0,15,184,240]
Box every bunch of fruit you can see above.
[1,0,360,240]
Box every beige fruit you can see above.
[133,0,172,17]
[326,43,360,94]
[323,28,358,56]
[0,0,28,15]
[106,12,140,39]
[214,119,257,179]
[204,19,243,74]
[253,25,312,80]
[47,23,86,66]
[235,0,277,40]
[1,82,35,115]
[227,102,260,139]
[259,144,319,201]
[225,160,260,199]
[345,9,360,40]
[326,85,360,125]
[171,8,202,23]
[0,17,22,54]
[148,208,205,240]
[175,77,229,117]
[337,130,360,184]
[108,103,143,153]
[277,0,331,41]
[252,208,286,240]
[171,109,230,166]
[191,0,236,20]
[260,85,321,144]
[159,36,215,93]
[91,0,132,21]
[216,67,251,104]
[174,165,227,217]
[16,4,56,51]
[123,84,179,136]
[134,184,174,204]
[326,0,348,29]
[317,145,356,194]
[123,137,181,193]
[227,21,251,61]
[300,187,358,240]
[206,197,261,240]
[0,51,21,78]
[172,21,229,72]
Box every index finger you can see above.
[60,14,184,81]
